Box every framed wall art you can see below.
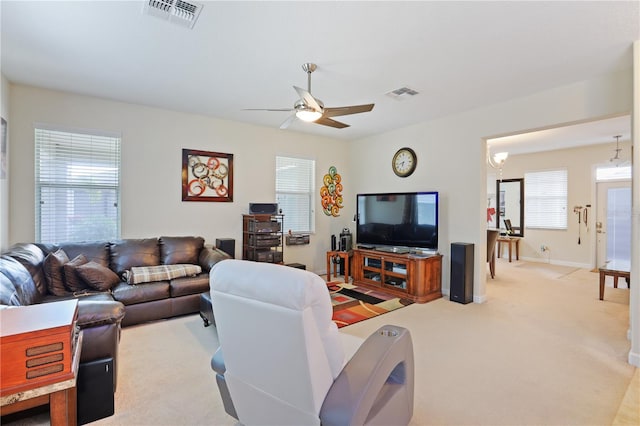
[182,149,233,202]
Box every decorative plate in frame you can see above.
[182,149,233,202]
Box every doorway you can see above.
[595,179,632,268]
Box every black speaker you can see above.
[249,203,278,215]
[77,358,114,425]
[216,238,235,258]
[450,243,474,304]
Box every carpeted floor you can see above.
[328,281,413,328]
[3,259,636,425]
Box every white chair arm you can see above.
[320,325,414,426]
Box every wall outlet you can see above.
[540,245,549,252]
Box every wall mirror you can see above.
[496,178,524,237]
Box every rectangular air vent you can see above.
[143,0,203,29]
[386,86,419,100]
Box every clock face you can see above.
[392,148,417,177]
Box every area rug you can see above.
[327,282,413,328]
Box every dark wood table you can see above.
[599,260,630,300]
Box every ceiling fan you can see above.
[245,63,375,129]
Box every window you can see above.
[35,125,121,243]
[525,169,567,229]
[596,165,632,181]
[275,156,315,233]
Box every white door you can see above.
[595,181,632,267]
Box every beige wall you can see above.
[6,69,634,298]
[0,74,9,251]
[8,84,353,274]
[347,69,633,302]
[496,140,632,268]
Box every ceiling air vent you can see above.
[386,86,419,101]
[143,0,203,29]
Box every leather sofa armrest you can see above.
[199,246,231,272]
[77,300,126,328]
[320,325,415,426]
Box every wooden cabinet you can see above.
[352,249,442,303]
[242,214,284,263]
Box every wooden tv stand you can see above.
[352,248,442,303]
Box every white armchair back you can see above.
[210,259,344,425]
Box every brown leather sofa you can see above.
[0,236,230,390]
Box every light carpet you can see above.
[4,259,636,425]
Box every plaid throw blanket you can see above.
[123,264,202,285]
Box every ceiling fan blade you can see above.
[323,103,375,118]
[243,108,293,112]
[315,116,349,129]
[279,114,297,129]
[293,86,323,112]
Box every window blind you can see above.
[35,126,121,243]
[524,169,567,229]
[275,156,315,233]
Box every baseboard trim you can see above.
[629,350,640,367]
[474,293,487,304]
[519,256,591,269]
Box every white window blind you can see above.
[275,156,315,233]
[525,169,567,229]
[35,126,121,243]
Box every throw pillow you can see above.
[75,261,121,291]
[43,249,70,296]
[63,254,89,292]
[123,264,202,285]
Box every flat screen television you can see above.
[356,191,438,251]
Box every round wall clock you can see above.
[392,147,417,177]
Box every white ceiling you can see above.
[1,1,638,146]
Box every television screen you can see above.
[356,191,438,251]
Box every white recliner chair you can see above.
[210,259,414,426]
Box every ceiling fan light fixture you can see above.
[296,108,322,122]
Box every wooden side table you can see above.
[326,250,353,283]
[599,260,630,300]
[497,236,520,262]
[1,300,81,426]
[1,332,82,426]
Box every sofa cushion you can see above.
[40,292,114,304]
[170,273,209,297]
[109,239,160,276]
[63,254,90,292]
[4,243,48,296]
[75,261,121,291]
[199,247,232,272]
[159,236,204,265]
[43,249,70,296]
[123,264,202,285]
[55,242,111,268]
[0,255,42,306]
[111,281,170,305]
